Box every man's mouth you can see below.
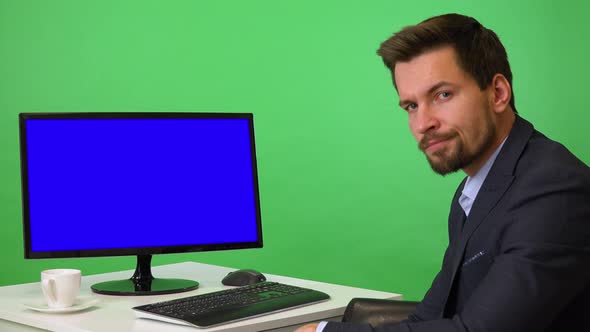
[419,133,457,153]
[424,138,450,152]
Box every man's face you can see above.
[394,46,497,176]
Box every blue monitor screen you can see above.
[20,113,262,258]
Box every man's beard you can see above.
[420,120,496,176]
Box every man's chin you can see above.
[426,154,463,176]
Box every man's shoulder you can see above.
[503,128,590,201]
[517,129,589,177]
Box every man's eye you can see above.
[439,91,452,99]
[406,103,418,111]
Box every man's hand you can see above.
[294,322,320,332]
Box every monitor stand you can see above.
[91,255,199,295]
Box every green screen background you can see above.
[1,0,588,301]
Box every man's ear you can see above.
[490,73,512,113]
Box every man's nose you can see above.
[415,105,440,134]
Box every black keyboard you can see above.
[133,282,330,328]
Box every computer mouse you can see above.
[221,269,267,286]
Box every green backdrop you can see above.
[1,0,589,301]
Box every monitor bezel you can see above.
[19,112,263,259]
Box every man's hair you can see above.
[377,13,517,113]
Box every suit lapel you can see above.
[442,116,535,313]
[449,180,467,237]
[438,184,467,317]
[460,174,514,243]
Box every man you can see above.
[296,13,590,332]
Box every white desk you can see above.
[0,262,401,332]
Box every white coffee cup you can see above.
[41,269,81,308]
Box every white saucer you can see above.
[23,297,100,313]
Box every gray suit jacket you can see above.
[325,116,590,332]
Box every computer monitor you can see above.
[19,112,262,295]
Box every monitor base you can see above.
[91,254,199,295]
[91,278,199,295]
